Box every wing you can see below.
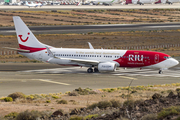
[46,46,99,66]
[61,58,99,65]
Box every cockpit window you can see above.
[164,56,172,59]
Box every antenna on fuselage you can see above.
[88,42,94,49]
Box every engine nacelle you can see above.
[98,62,117,72]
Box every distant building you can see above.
[4,0,9,2]
[10,0,16,3]
[3,0,17,3]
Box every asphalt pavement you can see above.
[0,63,179,97]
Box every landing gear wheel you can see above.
[159,70,163,74]
[94,68,99,73]
[87,68,93,73]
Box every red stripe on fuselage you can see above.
[19,44,46,53]
[114,50,170,67]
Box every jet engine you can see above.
[98,62,117,71]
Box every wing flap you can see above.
[45,46,99,65]
[61,58,99,65]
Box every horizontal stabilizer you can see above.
[3,47,30,53]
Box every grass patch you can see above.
[8,92,26,101]
[4,112,18,119]
[157,106,180,119]
[4,97,13,102]
[84,114,99,119]
[52,96,59,99]
[57,100,68,104]
[142,113,157,120]
[46,100,51,103]
[16,110,51,120]
[70,116,83,120]
[88,99,121,109]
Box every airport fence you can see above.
[0,44,179,56]
[0,51,17,55]
[108,44,180,50]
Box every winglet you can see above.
[88,42,94,49]
[45,46,54,57]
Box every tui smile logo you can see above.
[18,32,30,42]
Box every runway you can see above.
[0,63,179,97]
[1,23,180,35]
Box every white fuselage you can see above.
[19,48,179,70]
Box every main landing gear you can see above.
[159,70,163,74]
[87,68,99,73]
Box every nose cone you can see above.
[170,58,179,67]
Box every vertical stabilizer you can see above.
[13,16,47,50]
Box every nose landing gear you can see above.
[159,70,163,74]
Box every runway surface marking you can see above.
[118,76,138,80]
[31,79,70,85]
[22,67,180,78]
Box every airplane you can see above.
[93,0,118,5]
[155,0,180,4]
[76,2,82,6]
[126,0,158,5]
[25,1,43,8]
[5,16,179,74]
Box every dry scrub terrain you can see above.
[1,85,180,120]
[1,9,180,26]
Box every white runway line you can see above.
[119,76,137,80]
[113,68,180,78]
[31,79,70,85]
